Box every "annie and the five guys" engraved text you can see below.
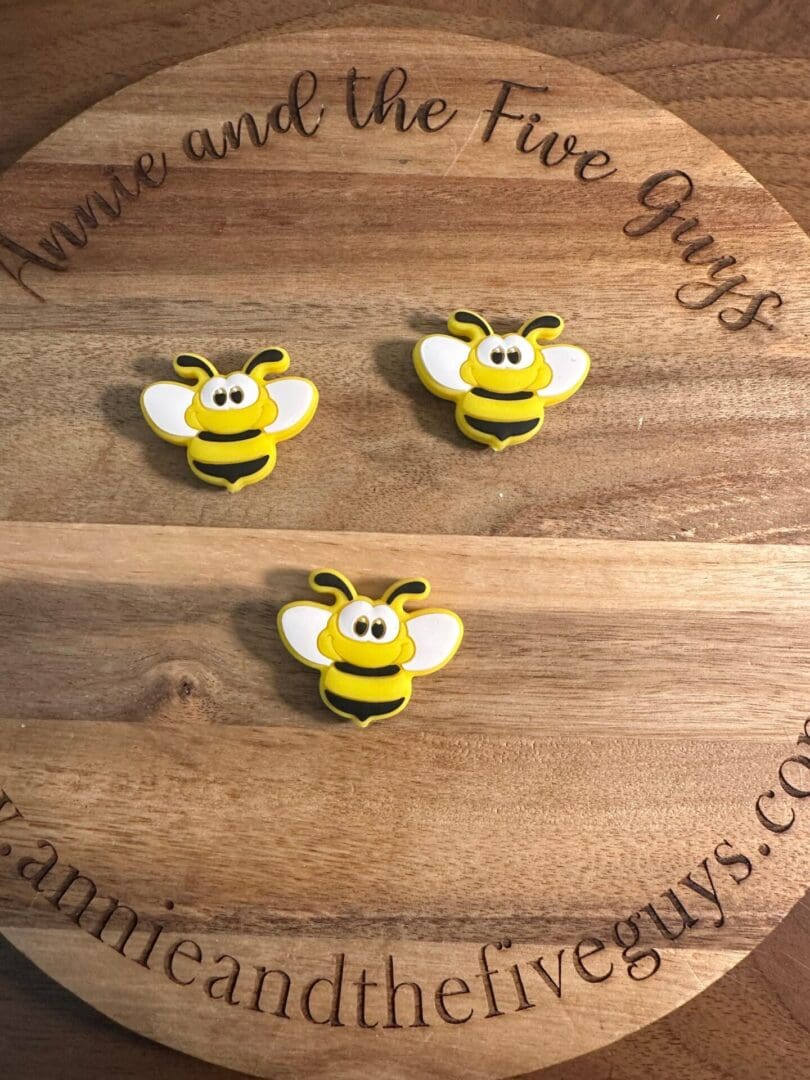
[0,67,783,326]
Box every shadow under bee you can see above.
[100,383,202,491]
[100,348,262,493]
[372,334,482,452]
[231,568,338,728]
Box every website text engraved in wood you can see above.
[1,718,808,1030]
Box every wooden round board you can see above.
[0,23,809,1080]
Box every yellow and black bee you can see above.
[140,348,318,492]
[413,309,590,450]
[278,569,464,728]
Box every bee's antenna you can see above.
[384,578,431,610]
[520,313,564,341]
[244,347,290,376]
[448,310,493,340]
[310,569,356,603]
[174,353,218,381]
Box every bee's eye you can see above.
[371,618,386,640]
[338,601,375,641]
[213,388,228,407]
[223,373,259,408]
[502,335,535,369]
[490,347,505,365]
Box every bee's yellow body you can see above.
[279,570,463,728]
[414,309,590,451]
[319,662,415,726]
[185,429,278,491]
[455,386,546,449]
[141,347,318,492]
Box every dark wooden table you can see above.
[1,2,809,1076]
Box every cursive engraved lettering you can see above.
[345,67,457,133]
[1,65,787,331]
[623,170,783,330]
[0,152,168,301]
[482,80,549,142]
[483,80,617,181]
[182,70,324,162]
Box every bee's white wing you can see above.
[141,382,198,443]
[264,378,318,439]
[415,335,472,399]
[536,345,590,405]
[279,602,331,668]
[402,611,464,675]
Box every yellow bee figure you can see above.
[140,348,318,492]
[278,569,464,728]
[413,309,590,451]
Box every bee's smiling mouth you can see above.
[333,660,401,677]
[197,429,262,442]
[471,387,534,401]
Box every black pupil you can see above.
[491,348,505,365]
[507,347,522,365]
[353,616,369,637]
[371,618,386,639]
[230,387,244,404]
[213,388,227,406]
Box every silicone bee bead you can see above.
[141,348,318,492]
[278,569,464,728]
[413,309,590,451]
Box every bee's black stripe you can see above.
[334,662,401,677]
[324,691,406,723]
[470,388,534,401]
[197,429,261,442]
[464,416,540,440]
[191,455,269,482]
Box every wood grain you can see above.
[0,6,809,1079]
[1,522,809,1077]
[3,2,810,235]
[0,28,808,545]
